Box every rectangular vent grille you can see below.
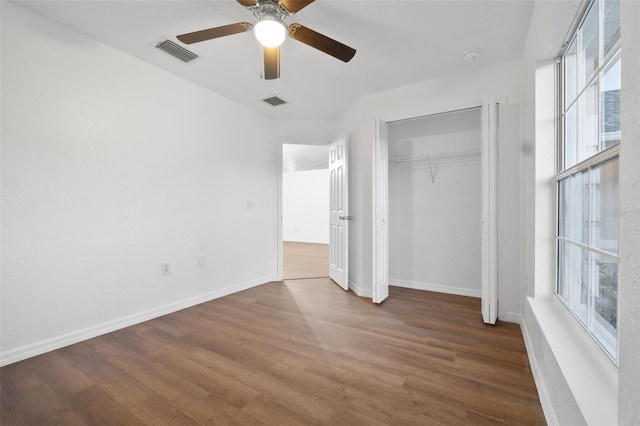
[262,96,287,107]
[156,40,198,63]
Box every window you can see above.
[557,0,620,360]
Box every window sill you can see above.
[526,296,618,425]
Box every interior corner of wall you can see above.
[348,280,372,299]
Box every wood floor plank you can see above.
[36,352,94,395]
[327,407,394,426]
[1,248,545,425]
[71,385,145,426]
[59,343,198,425]
[1,378,88,426]
[241,394,315,426]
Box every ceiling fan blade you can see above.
[288,24,356,62]
[236,0,257,7]
[279,0,315,14]
[264,46,280,80]
[177,22,251,45]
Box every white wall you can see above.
[338,59,524,318]
[273,118,337,146]
[1,3,278,365]
[388,108,481,297]
[282,169,329,244]
[617,1,640,421]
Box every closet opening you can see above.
[388,107,483,299]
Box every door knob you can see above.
[339,216,353,221]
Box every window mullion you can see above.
[556,144,620,181]
[558,60,563,173]
[557,237,620,261]
[586,166,593,332]
[565,46,619,116]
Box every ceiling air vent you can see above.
[156,40,198,63]
[262,96,287,107]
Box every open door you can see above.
[329,138,349,290]
[372,119,389,304]
[481,99,498,324]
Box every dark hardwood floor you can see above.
[1,275,545,424]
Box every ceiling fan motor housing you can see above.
[252,0,290,20]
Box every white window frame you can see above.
[556,0,621,363]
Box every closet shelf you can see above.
[389,149,481,183]
[389,149,480,165]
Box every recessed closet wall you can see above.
[388,108,482,297]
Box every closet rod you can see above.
[389,149,480,164]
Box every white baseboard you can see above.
[390,280,481,298]
[519,312,558,426]
[499,312,522,324]
[349,280,372,298]
[0,276,275,367]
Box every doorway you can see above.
[282,144,330,280]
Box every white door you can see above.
[372,119,389,304]
[481,99,498,324]
[329,138,349,290]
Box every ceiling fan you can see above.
[176,0,356,80]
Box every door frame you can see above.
[276,141,346,285]
[372,99,499,322]
[372,119,389,303]
[480,98,499,324]
[276,141,284,281]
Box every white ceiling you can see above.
[11,0,534,123]
[283,144,329,172]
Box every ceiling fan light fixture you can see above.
[254,14,286,47]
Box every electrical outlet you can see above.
[161,262,170,275]
[197,256,205,268]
